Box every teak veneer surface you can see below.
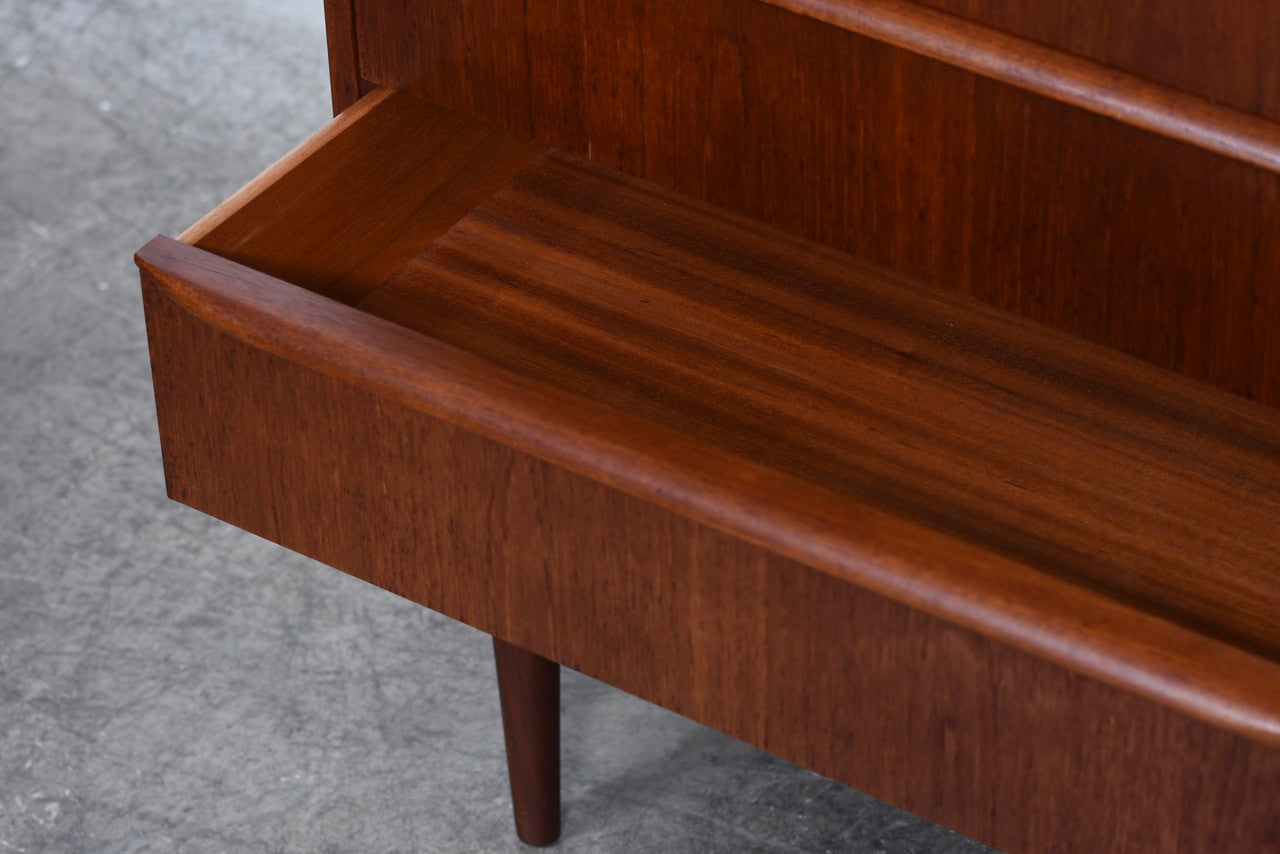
[137,267,1280,852]
[182,88,540,304]
[137,84,1280,850]
[352,0,1280,407]
[354,148,1280,663]
[756,0,1280,173]
[153,90,1280,744]
[908,0,1280,122]
[137,0,1280,845]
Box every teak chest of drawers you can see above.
[137,2,1280,850]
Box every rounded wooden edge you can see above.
[135,236,1280,747]
[760,0,1280,174]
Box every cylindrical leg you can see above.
[493,637,561,846]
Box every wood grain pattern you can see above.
[758,0,1280,172]
[135,209,1280,747]
[353,0,1280,407]
[184,89,540,304]
[356,150,1280,666]
[911,0,1280,123]
[137,261,1280,852]
[139,88,1280,741]
[140,0,1280,846]
[180,87,396,244]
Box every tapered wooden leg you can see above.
[493,637,561,846]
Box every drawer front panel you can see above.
[141,273,1280,853]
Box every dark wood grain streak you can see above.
[322,0,361,115]
[493,639,560,846]
[134,235,1280,749]
[354,2,1280,407]
[911,0,1280,123]
[759,0,1280,172]
[138,267,1280,852]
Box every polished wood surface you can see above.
[912,0,1280,122]
[160,91,1280,705]
[138,224,1280,746]
[183,89,539,303]
[356,149,1280,666]
[137,248,1280,851]
[493,639,561,846]
[759,0,1280,171]
[353,0,1280,407]
[137,1,1280,848]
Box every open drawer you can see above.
[136,87,1280,850]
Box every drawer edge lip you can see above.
[135,233,1280,747]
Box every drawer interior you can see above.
[144,86,1280,740]
[182,88,542,306]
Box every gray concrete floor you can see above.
[0,1,995,851]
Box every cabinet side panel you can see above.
[141,276,1280,852]
[354,0,1280,407]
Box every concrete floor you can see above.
[0,1,994,851]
